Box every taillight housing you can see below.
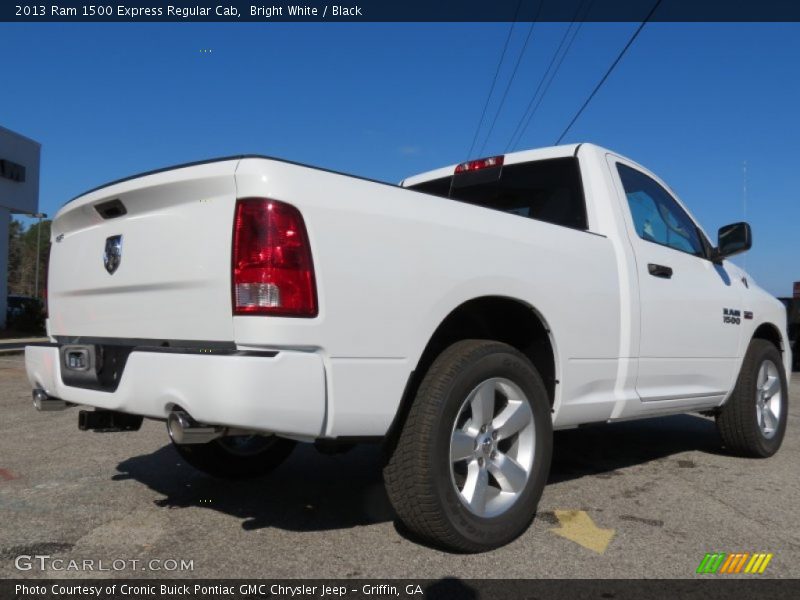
[454,155,504,173]
[232,198,318,317]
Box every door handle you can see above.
[648,263,673,279]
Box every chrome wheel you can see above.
[449,377,536,518]
[756,360,782,439]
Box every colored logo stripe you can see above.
[744,553,773,574]
[696,553,773,574]
[697,553,726,573]
[720,553,749,573]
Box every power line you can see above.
[477,0,545,156]
[465,0,522,160]
[554,0,663,145]
[508,17,586,151]
[504,0,588,153]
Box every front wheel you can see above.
[716,339,788,458]
[384,339,553,552]
[172,434,296,479]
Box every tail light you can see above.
[454,155,504,173]
[232,198,317,317]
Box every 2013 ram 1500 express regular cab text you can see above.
[25,143,791,552]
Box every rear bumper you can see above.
[24,345,326,438]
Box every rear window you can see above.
[407,157,587,231]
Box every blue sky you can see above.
[1,22,798,296]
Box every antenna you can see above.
[742,160,747,221]
[742,160,747,269]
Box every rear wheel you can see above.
[172,434,295,479]
[384,339,552,552]
[716,339,788,458]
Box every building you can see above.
[0,126,41,328]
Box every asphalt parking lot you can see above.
[1,353,798,579]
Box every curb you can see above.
[0,338,47,356]
[0,349,25,356]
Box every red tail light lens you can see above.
[454,155,504,173]
[232,198,317,317]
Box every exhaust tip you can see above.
[167,411,191,444]
[167,410,223,445]
[33,389,67,411]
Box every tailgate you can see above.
[48,159,240,342]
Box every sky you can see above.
[1,22,798,296]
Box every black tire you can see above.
[716,339,788,458]
[172,435,296,479]
[384,339,552,552]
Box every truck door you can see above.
[610,159,743,404]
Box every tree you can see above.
[7,219,24,292]
[7,218,52,298]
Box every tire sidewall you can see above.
[174,435,294,479]
[430,347,552,547]
[746,344,789,456]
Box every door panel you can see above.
[610,159,742,403]
[635,243,740,400]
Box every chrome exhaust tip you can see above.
[167,410,223,445]
[32,389,68,411]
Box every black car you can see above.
[5,295,43,329]
[6,295,38,316]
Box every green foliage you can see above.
[7,218,51,300]
[6,218,50,334]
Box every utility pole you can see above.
[32,212,47,298]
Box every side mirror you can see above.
[715,222,752,261]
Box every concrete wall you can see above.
[0,126,40,214]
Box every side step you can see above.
[78,409,143,432]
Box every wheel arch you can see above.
[383,296,557,457]
[752,322,784,354]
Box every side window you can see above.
[616,163,704,257]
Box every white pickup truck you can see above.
[25,143,791,552]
